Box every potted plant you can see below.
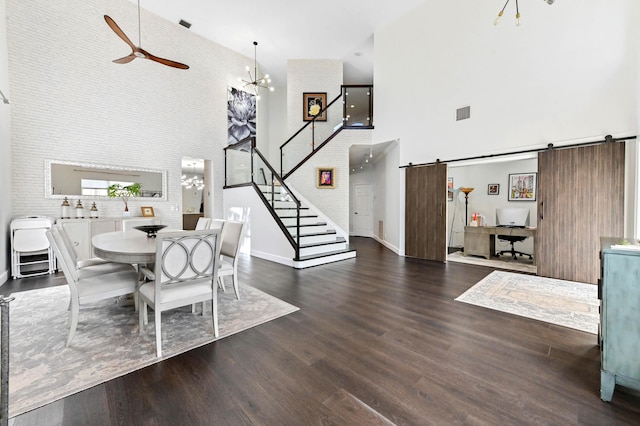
[108,182,142,215]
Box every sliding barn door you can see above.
[537,142,625,284]
[405,163,447,262]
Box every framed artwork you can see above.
[303,92,327,121]
[508,173,537,201]
[447,177,454,201]
[488,183,500,195]
[227,87,256,145]
[316,167,335,188]
[141,206,155,217]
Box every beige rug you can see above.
[8,285,298,418]
[455,271,599,334]
[448,251,537,274]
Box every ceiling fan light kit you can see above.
[104,0,189,70]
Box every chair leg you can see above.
[66,299,80,346]
[212,284,219,338]
[155,309,162,357]
[138,300,145,333]
[218,276,226,292]
[231,273,240,300]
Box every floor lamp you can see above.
[460,187,474,226]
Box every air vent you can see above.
[456,106,470,121]
[179,19,192,29]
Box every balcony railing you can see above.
[280,85,373,179]
[224,137,302,259]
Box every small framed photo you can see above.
[447,177,454,202]
[508,172,537,201]
[141,206,155,217]
[303,92,327,121]
[487,183,500,195]
[316,167,335,189]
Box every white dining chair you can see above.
[208,219,225,232]
[46,228,139,346]
[55,224,132,276]
[10,216,56,279]
[138,229,222,357]
[195,217,211,230]
[217,220,246,300]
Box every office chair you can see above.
[496,235,533,260]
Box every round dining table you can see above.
[92,230,159,264]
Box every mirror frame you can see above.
[45,159,167,201]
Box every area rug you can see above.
[447,251,537,274]
[8,284,299,418]
[455,271,599,334]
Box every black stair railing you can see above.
[280,85,373,180]
[224,137,302,260]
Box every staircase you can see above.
[258,184,355,268]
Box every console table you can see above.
[463,226,537,264]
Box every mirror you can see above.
[45,160,167,200]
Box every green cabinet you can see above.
[599,238,640,401]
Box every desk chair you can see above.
[496,234,533,260]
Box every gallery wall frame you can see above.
[303,92,327,121]
[488,183,500,195]
[508,172,537,201]
[316,167,335,188]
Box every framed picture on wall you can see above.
[487,183,500,195]
[303,92,327,121]
[447,177,454,201]
[316,167,335,188]
[141,206,155,217]
[508,172,537,201]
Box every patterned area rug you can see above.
[447,251,537,274]
[8,285,298,417]
[455,271,599,334]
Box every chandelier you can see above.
[494,0,555,26]
[181,163,204,190]
[238,41,274,100]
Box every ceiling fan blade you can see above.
[112,53,137,64]
[104,15,136,50]
[145,51,190,70]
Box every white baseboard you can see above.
[249,250,294,267]
[372,235,402,256]
[0,269,8,287]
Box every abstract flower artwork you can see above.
[227,87,256,145]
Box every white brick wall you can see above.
[6,0,256,228]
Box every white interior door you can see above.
[354,184,373,236]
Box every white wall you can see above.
[5,0,267,231]
[374,0,638,163]
[374,0,640,248]
[0,0,11,283]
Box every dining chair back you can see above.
[46,228,138,345]
[195,217,211,230]
[138,229,222,357]
[218,220,246,300]
[10,216,56,279]
[208,219,225,231]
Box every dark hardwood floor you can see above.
[2,237,639,425]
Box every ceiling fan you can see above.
[103,0,189,70]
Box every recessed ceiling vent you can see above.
[456,106,471,121]
[179,19,192,29]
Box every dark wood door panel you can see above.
[537,142,624,283]
[405,163,447,262]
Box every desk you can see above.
[92,231,157,264]
[464,226,537,264]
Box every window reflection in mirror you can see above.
[45,160,166,200]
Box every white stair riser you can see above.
[298,234,337,245]
[288,225,329,236]
[276,210,309,218]
[282,216,319,226]
[293,251,356,269]
[299,242,348,257]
